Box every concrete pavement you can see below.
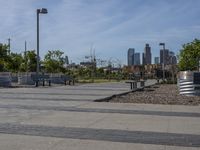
[0,81,200,149]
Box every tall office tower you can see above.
[143,44,152,65]
[142,53,145,65]
[127,48,135,66]
[171,56,177,64]
[169,51,175,57]
[160,49,169,65]
[168,51,177,64]
[154,57,159,64]
[134,53,140,65]
[65,55,69,65]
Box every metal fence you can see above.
[0,72,73,86]
[0,72,11,87]
[49,73,65,84]
[18,72,36,85]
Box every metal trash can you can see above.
[178,71,200,96]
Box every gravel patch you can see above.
[110,84,200,105]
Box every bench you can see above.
[61,75,75,85]
[126,80,146,90]
[31,74,51,87]
[125,81,137,90]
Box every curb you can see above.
[94,87,144,102]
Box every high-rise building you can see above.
[169,51,177,64]
[143,44,152,65]
[134,53,140,65]
[160,49,169,65]
[142,53,145,65]
[154,57,159,64]
[65,55,69,65]
[169,51,175,57]
[127,48,135,66]
[171,56,177,64]
[160,49,177,65]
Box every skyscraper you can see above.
[160,49,177,65]
[65,55,69,65]
[134,53,140,65]
[154,57,159,64]
[143,44,152,65]
[171,56,177,64]
[160,49,169,65]
[169,51,177,64]
[127,48,135,66]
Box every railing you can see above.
[0,72,11,87]
[18,72,36,85]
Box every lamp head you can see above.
[39,8,48,14]
[159,43,165,46]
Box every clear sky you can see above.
[0,0,200,65]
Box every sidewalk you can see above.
[0,81,199,150]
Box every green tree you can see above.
[96,67,105,78]
[0,44,9,71]
[26,50,37,72]
[43,50,65,73]
[179,39,200,71]
[4,53,23,72]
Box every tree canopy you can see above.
[0,44,10,71]
[4,53,23,72]
[0,44,37,72]
[26,50,37,72]
[178,39,200,71]
[0,44,66,73]
[43,50,65,73]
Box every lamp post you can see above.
[159,43,165,81]
[36,8,48,87]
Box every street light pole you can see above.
[36,9,40,87]
[36,8,48,87]
[159,43,165,81]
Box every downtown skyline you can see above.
[0,0,200,65]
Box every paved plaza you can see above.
[0,81,200,150]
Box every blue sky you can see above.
[0,0,200,65]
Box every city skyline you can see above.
[127,43,177,66]
[0,0,200,65]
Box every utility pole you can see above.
[25,41,27,72]
[85,45,96,83]
[7,38,11,55]
[163,44,165,80]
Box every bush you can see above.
[160,79,177,84]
